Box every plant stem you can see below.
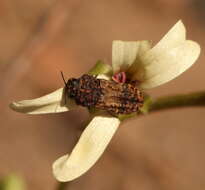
[148,91,205,113]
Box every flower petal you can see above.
[152,20,186,52]
[53,114,120,182]
[140,40,200,89]
[112,40,151,74]
[10,88,76,114]
[130,20,187,82]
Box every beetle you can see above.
[61,72,143,115]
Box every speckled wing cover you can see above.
[67,74,143,115]
[96,79,143,114]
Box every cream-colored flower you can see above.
[10,20,200,182]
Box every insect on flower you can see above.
[10,20,201,182]
[61,72,143,115]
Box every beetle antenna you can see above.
[60,71,68,105]
[60,71,67,87]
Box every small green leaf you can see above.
[88,60,113,76]
[0,174,25,190]
[118,113,137,121]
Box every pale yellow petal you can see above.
[112,40,151,74]
[152,20,186,52]
[130,20,187,82]
[140,40,200,89]
[10,88,76,114]
[53,114,120,182]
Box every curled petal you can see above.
[53,114,120,182]
[10,88,76,114]
[140,40,200,89]
[129,20,200,88]
[112,40,151,74]
[130,20,187,82]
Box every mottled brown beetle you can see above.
[61,72,144,115]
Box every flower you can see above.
[10,20,200,182]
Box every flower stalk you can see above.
[148,91,205,113]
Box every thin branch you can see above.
[148,91,205,113]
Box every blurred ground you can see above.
[0,0,205,189]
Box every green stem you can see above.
[148,91,205,113]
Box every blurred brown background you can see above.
[1,0,205,189]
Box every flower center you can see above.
[112,72,126,83]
